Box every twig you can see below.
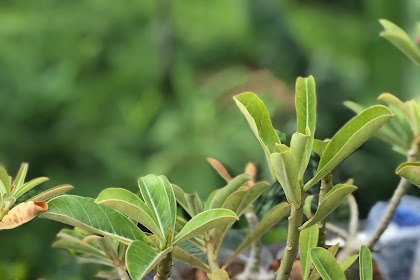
[317,172,332,247]
[241,208,262,280]
[325,222,349,240]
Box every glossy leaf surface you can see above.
[396,162,420,188]
[310,247,346,280]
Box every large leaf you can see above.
[13,177,49,199]
[359,245,373,280]
[40,195,147,244]
[209,174,250,209]
[223,202,291,268]
[307,243,341,280]
[96,188,164,242]
[0,201,48,230]
[299,184,357,231]
[379,19,420,66]
[126,240,172,280]
[173,209,238,245]
[305,106,392,190]
[396,162,420,188]
[234,92,281,157]
[270,145,301,206]
[310,248,346,280]
[300,225,319,280]
[138,174,177,240]
[172,246,210,273]
[340,255,358,272]
[28,184,74,201]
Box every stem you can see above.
[325,222,349,240]
[154,251,172,280]
[116,265,130,280]
[205,234,220,272]
[317,172,332,248]
[337,194,359,263]
[242,208,262,280]
[276,192,304,280]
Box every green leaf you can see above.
[379,19,420,66]
[209,269,230,280]
[0,166,10,195]
[96,271,121,279]
[138,174,177,240]
[396,162,420,188]
[299,184,357,230]
[12,163,28,194]
[305,105,393,190]
[343,101,365,114]
[312,139,329,157]
[172,184,194,217]
[40,195,148,244]
[290,130,312,178]
[53,233,106,258]
[223,181,269,216]
[300,225,319,280]
[206,157,232,182]
[14,177,49,199]
[303,195,314,219]
[359,245,372,280]
[172,246,210,273]
[173,209,238,245]
[223,202,291,268]
[234,92,281,157]
[96,188,164,242]
[185,193,204,217]
[270,145,301,206]
[378,93,416,133]
[126,240,172,280]
[310,247,346,280]
[295,76,316,171]
[28,184,74,202]
[340,255,358,272]
[307,243,341,280]
[209,174,251,209]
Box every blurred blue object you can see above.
[392,205,420,226]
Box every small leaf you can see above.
[0,166,10,195]
[308,243,341,280]
[0,201,48,230]
[305,106,393,190]
[378,93,416,133]
[185,193,204,217]
[379,19,420,66]
[14,177,49,199]
[138,174,177,240]
[299,184,357,231]
[360,245,373,280]
[303,195,314,219]
[209,174,251,209]
[340,255,358,272]
[290,129,312,178]
[173,209,238,245]
[343,101,365,114]
[234,92,281,157]
[206,157,232,182]
[172,246,210,273]
[300,225,319,280]
[53,234,106,258]
[223,202,291,268]
[96,188,164,242]
[209,269,230,280]
[223,181,269,216]
[126,240,172,280]
[270,146,301,206]
[310,247,346,280]
[40,195,148,244]
[28,184,74,202]
[12,163,28,194]
[312,139,329,157]
[172,184,194,217]
[396,162,420,188]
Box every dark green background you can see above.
[0,0,419,279]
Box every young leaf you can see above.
[223,202,291,268]
[312,139,329,157]
[295,76,316,171]
[305,106,393,190]
[172,246,210,273]
[185,193,204,216]
[378,93,416,133]
[299,184,357,231]
[303,195,314,219]
[126,240,172,280]
[0,201,48,230]
[396,162,420,188]
[173,209,238,245]
[12,163,28,194]
[172,184,194,217]
[209,174,251,209]
[379,19,420,66]
[270,145,301,206]
[28,184,74,202]
[290,130,311,178]
[340,255,358,272]
[40,195,148,244]
[307,243,341,280]
[206,157,232,182]
[138,174,177,240]
[0,166,10,195]
[222,181,268,215]
[234,92,281,157]
[13,177,49,199]
[359,245,373,280]
[310,247,346,280]
[209,269,230,280]
[53,234,106,258]
[96,188,164,242]
[300,225,319,280]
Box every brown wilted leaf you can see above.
[0,201,48,230]
[206,157,232,182]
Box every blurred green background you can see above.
[0,0,419,279]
